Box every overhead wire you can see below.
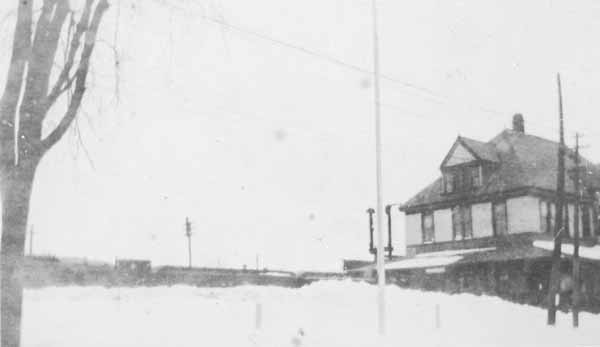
[140,0,597,140]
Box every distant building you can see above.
[350,114,600,312]
[401,113,600,246]
[114,259,152,277]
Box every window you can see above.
[540,201,548,233]
[549,203,556,233]
[452,205,472,240]
[540,201,556,234]
[471,167,481,187]
[422,212,435,243]
[443,165,482,193]
[582,205,591,238]
[493,201,508,236]
[444,173,454,193]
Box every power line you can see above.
[144,1,596,140]
[150,1,513,118]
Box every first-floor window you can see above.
[549,203,556,233]
[493,201,508,236]
[452,205,472,240]
[422,212,435,243]
[582,205,592,238]
[540,200,555,234]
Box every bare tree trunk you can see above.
[0,1,108,345]
[0,159,37,347]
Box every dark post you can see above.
[367,208,376,257]
[548,73,566,325]
[384,205,394,259]
[185,217,192,269]
[572,133,581,327]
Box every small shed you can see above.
[114,259,152,277]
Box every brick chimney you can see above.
[512,113,524,133]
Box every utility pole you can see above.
[28,225,34,256]
[572,133,582,327]
[548,73,566,325]
[370,0,386,335]
[185,217,192,269]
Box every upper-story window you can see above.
[444,165,482,193]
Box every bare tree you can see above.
[0,1,109,346]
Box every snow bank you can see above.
[21,281,600,347]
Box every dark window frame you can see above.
[452,205,473,240]
[539,200,555,234]
[582,204,592,238]
[492,200,508,236]
[442,163,483,194]
[421,211,435,244]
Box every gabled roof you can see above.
[402,129,600,212]
[440,136,499,168]
[459,136,499,163]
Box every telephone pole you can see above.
[572,133,582,327]
[371,0,386,335]
[548,73,566,325]
[185,217,192,269]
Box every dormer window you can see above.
[444,172,454,192]
[471,166,481,187]
[440,136,498,193]
[443,165,482,193]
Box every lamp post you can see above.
[384,205,396,260]
[367,208,376,258]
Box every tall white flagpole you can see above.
[371,0,386,336]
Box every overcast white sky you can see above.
[2,0,600,271]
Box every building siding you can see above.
[406,213,422,246]
[472,202,493,237]
[507,196,541,234]
[434,209,453,242]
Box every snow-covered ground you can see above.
[22,280,600,347]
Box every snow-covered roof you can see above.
[385,256,462,270]
[533,240,600,261]
[385,247,496,270]
[347,247,498,272]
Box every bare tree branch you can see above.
[45,0,95,110]
[18,0,70,150]
[0,0,33,171]
[40,0,109,153]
